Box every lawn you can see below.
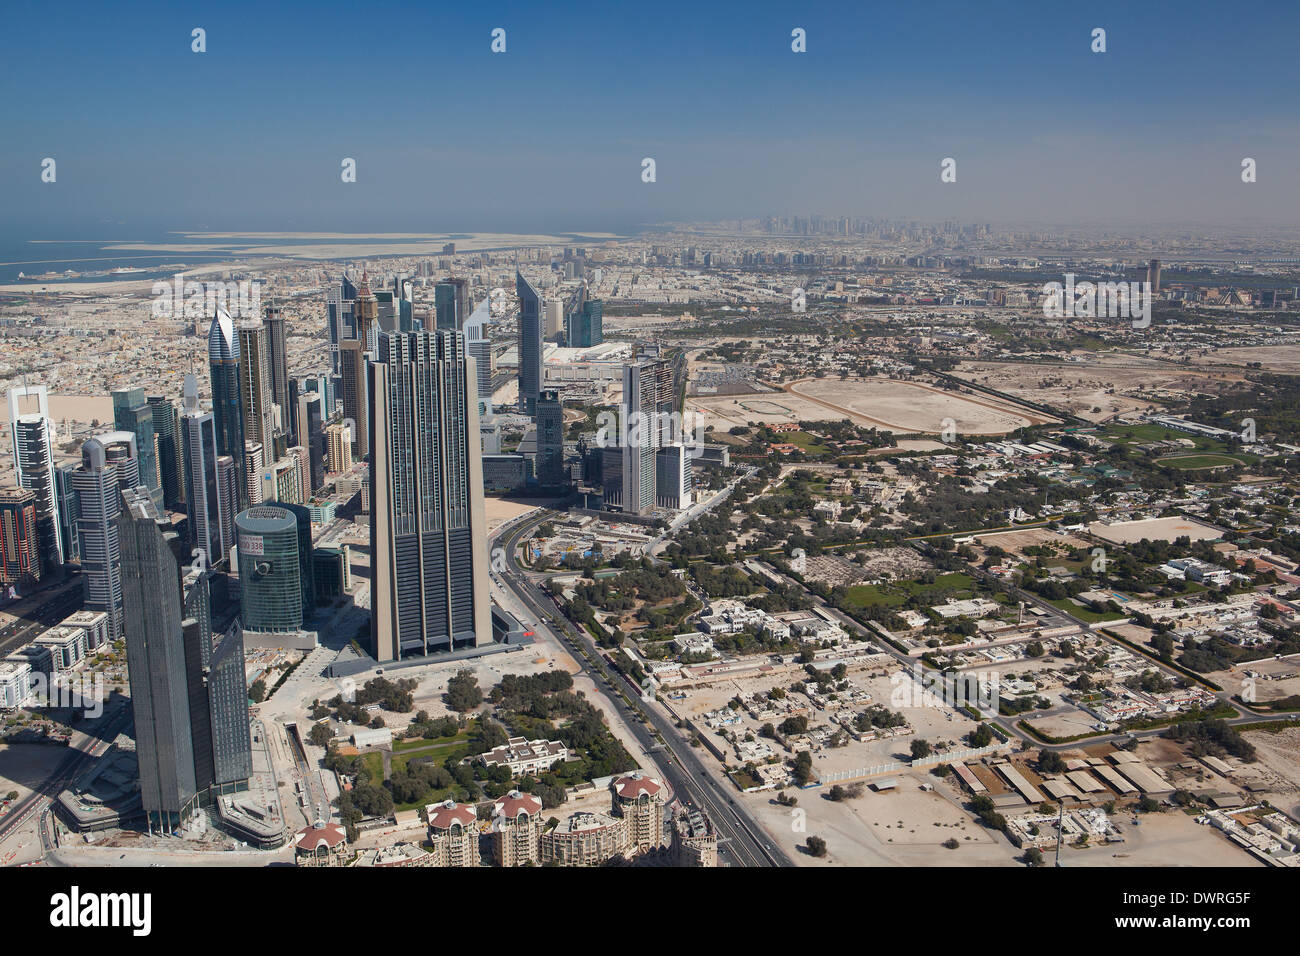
[1047,597,1126,623]
[843,572,975,612]
[1155,454,1247,470]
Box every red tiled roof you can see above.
[494,791,543,818]
[294,822,347,850]
[614,772,662,799]
[426,800,477,830]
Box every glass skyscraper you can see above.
[516,271,543,416]
[369,328,491,661]
[235,505,306,633]
[208,309,249,513]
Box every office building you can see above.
[326,274,357,377]
[71,433,140,642]
[208,309,249,513]
[326,421,353,474]
[516,271,543,416]
[0,488,41,586]
[236,505,309,633]
[147,394,184,509]
[463,297,494,417]
[567,298,603,349]
[55,463,80,564]
[237,320,276,450]
[119,487,198,831]
[263,307,289,435]
[112,388,162,510]
[369,329,491,661]
[544,298,563,340]
[339,338,368,461]
[655,444,693,510]
[535,390,566,488]
[7,384,64,570]
[294,388,325,493]
[616,359,673,515]
[435,277,472,332]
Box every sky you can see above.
[3,0,1300,238]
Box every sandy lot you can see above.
[1089,516,1227,545]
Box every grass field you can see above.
[843,572,975,611]
[1155,454,1247,470]
[1047,597,1126,623]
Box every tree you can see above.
[445,670,483,712]
[805,835,828,858]
[910,738,932,760]
[1024,847,1045,867]
[308,722,334,747]
[249,678,267,703]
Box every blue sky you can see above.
[4,0,1300,236]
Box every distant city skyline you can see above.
[6,1,1300,237]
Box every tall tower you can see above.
[326,274,358,378]
[208,309,249,513]
[263,306,290,436]
[435,277,471,332]
[516,271,543,416]
[147,394,184,509]
[6,384,63,570]
[0,489,41,586]
[119,487,199,833]
[369,329,491,661]
[536,390,565,488]
[1146,259,1161,295]
[619,359,673,515]
[462,297,494,417]
[112,388,162,510]
[70,433,139,641]
[237,320,275,450]
[180,374,233,568]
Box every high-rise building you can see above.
[1147,259,1161,295]
[7,384,64,570]
[54,463,80,564]
[516,271,543,416]
[118,486,198,831]
[236,505,309,633]
[147,394,184,509]
[237,320,275,450]
[544,298,563,340]
[463,297,494,417]
[181,375,233,570]
[536,390,565,488]
[119,486,251,830]
[208,309,249,513]
[369,329,491,661]
[0,488,41,587]
[326,274,357,378]
[435,277,472,332]
[567,298,603,349]
[71,433,140,641]
[263,307,289,435]
[617,359,673,515]
[325,421,353,474]
[655,444,693,510]
[339,339,368,461]
[112,388,162,510]
[295,388,325,493]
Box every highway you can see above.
[493,509,792,868]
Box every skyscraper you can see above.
[112,388,162,510]
[326,274,357,378]
[236,505,309,633]
[263,307,289,437]
[544,298,563,340]
[618,359,673,515]
[339,339,369,462]
[435,277,472,332]
[463,297,494,417]
[294,388,325,493]
[71,433,139,641]
[119,487,197,832]
[119,487,252,827]
[7,385,63,571]
[208,309,249,513]
[369,329,491,661]
[237,320,275,450]
[147,394,184,509]
[567,298,604,349]
[536,390,566,488]
[1147,259,1161,295]
[180,374,233,569]
[516,271,543,416]
[0,488,41,587]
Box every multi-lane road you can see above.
[492,509,792,868]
